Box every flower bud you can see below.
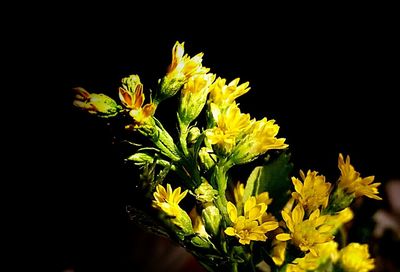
[187,127,201,145]
[73,87,121,117]
[195,181,218,203]
[199,147,216,170]
[202,205,221,237]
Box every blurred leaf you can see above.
[246,152,293,215]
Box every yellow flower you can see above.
[224,197,278,245]
[339,243,375,272]
[179,73,215,125]
[157,41,209,104]
[292,170,331,213]
[209,77,250,108]
[231,117,288,164]
[249,118,288,154]
[116,75,156,128]
[338,153,382,200]
[118,74,144,110]
[287,241,339,272]
[167,41,209,80]
[205,102,252,154]
[153,184,188,217]
[153,184,193,235]
[276,204,334,256]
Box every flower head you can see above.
[209,77,250,109]
[167,41,209,80]
[231,117,288,164]
[224,196,278,245]
[205,102,252,154]
[339,243,375,272]
[292,170,331,213]
[276,204,334,256]
[157,41,209,103]
[153,184,193,236]
[286,241,339,272]
[153,183,188,217]
[338,153,382,200]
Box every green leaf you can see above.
[240,167,262,213]
[245,152,293,215]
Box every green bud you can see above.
[199,147,216,170]
[195,181,218,203]
[325,188,355,214]
[190,235,212,249]
[127,152,154,166]
[202,205,221,237]
[121,74,142,93]
[187,127,201,144]
[155,76,185,104]
[178,74,215,127]
[73,87,121,117]
[165,208,194,240]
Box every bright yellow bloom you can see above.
[276,204,334,256]
[153,184,188,217]
[286,241,339,272]
[153,184,193,235]
[224,197,278,245]
[338,153,381,200]
[248,118,288,154]
[339,243,375,272]
[231,117,288,164]
[209,77,250,108]
[205,102,252,153]
[292,170,331,213]
[167,41,209,80]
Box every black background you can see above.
[31,11,399,271]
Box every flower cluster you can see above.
[74,41,381,272]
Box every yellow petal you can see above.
[227,201,237,223]
[224,227,236,236]
[244,197,257,214]
[292,204,305,225]
[276,233,291,241]
[281,210,294,232]
[292,177,303,193]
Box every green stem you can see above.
[212,164,230,225]
[232,262,239,272]
[177,114,190,157]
